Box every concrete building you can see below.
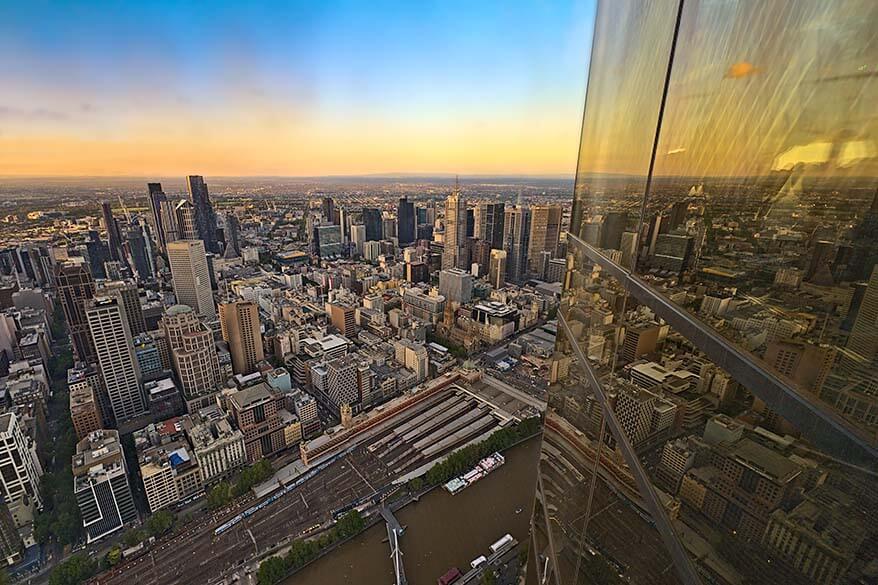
[167,240,216,318]
[527,205,562,274]
[54,262,96,363]
[394,338,429,383]
[87,296,146,424]
[163,305,221,412]
[0,413,42,528]
[442,188,468,270]
[182,412,246,485]
[439,268,473,305]
[72,430,136,543]
[327,301,357,337]
[488,249,507,289]
[219,301,264,375]
[69,373,103,441]
[228,383,286,462]
[102,280,146,336]
[402,288,446,325]
[138,437,202,513]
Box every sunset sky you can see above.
[0,1,595,177]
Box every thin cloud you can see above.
[0,106,70,121]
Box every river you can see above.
[285,436,541,584]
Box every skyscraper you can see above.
[219,301,264,375]
[362,208,383,241]
[442,185,468,270]
[147,183,169,252]
[477,202,505,250]
[175,199,199,240]
[502,206,530,284]
[101,201,124,262]
[222,213,241,259]
[186,175,219,253]
[163,304,221,411]
[397,196,416,247]
[527,204,562,274]
[55,262,96,363]
[321,197,336,224]
[86,295,145,423]
[102,280,146,336]
[489,249,507,289]
[167,240,216,318]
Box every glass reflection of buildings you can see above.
[530,2,878,585]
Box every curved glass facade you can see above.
[531,1,878,584]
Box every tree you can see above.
[48,555,97,585]
[106,546,122,566]
[146,509,176,537]
[256,556,287,585]
[122,528,145,548]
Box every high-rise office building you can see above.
[228,383,286,461]
[442,186,468,270]
[124,219,154,281]
[488,249,507,289]
[531,4,878,585]
[147,182,169,252]
[362,208,383,241]
[321,197,336,224]
[438,268,473,305]
[87,295,145,424]
[163,304,221,411]
[55,262,96,363]
[397,196,416,246]
[167,240,215,318]
[72,430,137,543]
[503,206,530,284]
[527,204,562,274]
[222,213,241,259]
[101,201,124,262]
[175,200,198,240]
[186,175,219,253]
[477,202,505,250]
[219,301,264,375]
[0,413,42,527]
[350,224,366,256]
[102,280,146,337]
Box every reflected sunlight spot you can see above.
[724,61,760,79]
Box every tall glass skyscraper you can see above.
[529,2,878,585]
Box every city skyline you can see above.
[0,1,594,177]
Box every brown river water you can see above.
[285,436,541,584]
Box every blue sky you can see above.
[0,1,595,176]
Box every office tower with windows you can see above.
[489,249,507,289]
[503,206,530,284]
[124,219,154,281]
[363,208,383,241]
[530,3,878,585]
[55,262,96,363]
[312,223,343,259]
[442,186,468,270]
[321,197,336,224]
[351,224,366,256]
[167,240,215,318]
[72,430,137,543]
[147,182,169,252]
[527,204,562,274]
[222,213,241,259]
[438,268,473,305]
[175,199,198,240]
[0,413,42,527]
[478,202,505,250]
[219,301,264,375]
[102,280,145,337]
[397,196,416,247]
[101,201,124,263]
[87,296,145,424]
[163,304,221,412]
[186,175,219,253]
